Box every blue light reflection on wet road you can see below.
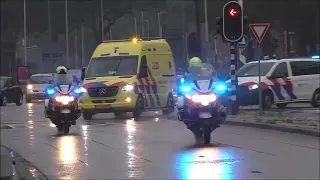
[176,147,235,179]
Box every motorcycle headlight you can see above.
[55,96,75,105]
[122,85,134,91]
[248,84,258,90]
[191,94,217,106]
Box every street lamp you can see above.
[157,11,166,38]
[144,20,149,40]
[100,0,104,41]
[23,0,27,66]
[65,0,69,67]
[133,17,137,35]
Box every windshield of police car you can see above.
[86,56,138,78]
[238,62,276,77]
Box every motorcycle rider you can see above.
[185,57,202,79]
[44,66,78,125]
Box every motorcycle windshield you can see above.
[189,63,215,81]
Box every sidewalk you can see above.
[0,146,13,179]
[169,109,320,137]
[226,110,319,137]
[0,145,46,180]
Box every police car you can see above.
[226,56,320,109]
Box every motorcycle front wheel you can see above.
[203,128,211,145]
[64,119,70,134]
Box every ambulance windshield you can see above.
[238,62,276,77]
[86,56,138,78]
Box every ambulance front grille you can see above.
[87,87,119,97]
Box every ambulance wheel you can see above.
[133,94,144,119]
[276,103,287,109]
[162,94,174,115]
[262,91,273,109]
[311,89,320,107]
[82,111,93,120]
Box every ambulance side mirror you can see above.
[81,67,86,80]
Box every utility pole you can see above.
[65,0,69,67]
[23,0,27,66]
[81,24,85,66]
[75,29,78,68]
[144,20,149,40]
[48,0,51,41]
[101,0,104,41]
[194,0,202,60]
[141,11,144,37]
[204,0,209,42]
[133,18,137,35]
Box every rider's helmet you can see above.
[189,57,202,68]
[56,66,67,74]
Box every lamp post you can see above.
[144,20,149,40]
[157,11,166,38]
[65,0,69,67]
[133,17,137,34]
[23,0,27,66]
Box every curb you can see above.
[0,145,48,180]
[224,120,320,137]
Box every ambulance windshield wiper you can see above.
[112,59,123,76]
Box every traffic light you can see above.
[223,1,243,42]
[215,17,222,36]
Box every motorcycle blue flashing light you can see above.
[180,77,185,83]
[311,55,319,59]
[178,84,192,95]
[214,83,227,94]
[74,87,87,94]
[181,86,191,92]
[46,89,55,95]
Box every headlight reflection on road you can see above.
[58,136,77,164]
[176,148,234,179]
[27,119,35,145]
[28,103,33,117]
[126,118,143,178]
[82,125,89,166]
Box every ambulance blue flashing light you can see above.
[311,55,319,59]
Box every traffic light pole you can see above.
[230,42,239,115]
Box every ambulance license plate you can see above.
[95,104,111,109]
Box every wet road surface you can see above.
[1,102,319,179]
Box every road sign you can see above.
[249,23,270,43]
[238,35,248,48]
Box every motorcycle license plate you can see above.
[199,112,212,118]
[95,104,111,109]
[61,109,71,113]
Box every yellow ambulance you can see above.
[79,38,176,120]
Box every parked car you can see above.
[26,73,54,103]
[0,76,24,106]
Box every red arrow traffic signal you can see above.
[229,9,237,17]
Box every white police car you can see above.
[226,56,320,109]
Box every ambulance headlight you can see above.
[122,85,134,91]
[248,84,258,90]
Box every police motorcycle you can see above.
[177,63,228,144]
[44,83,85,134]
